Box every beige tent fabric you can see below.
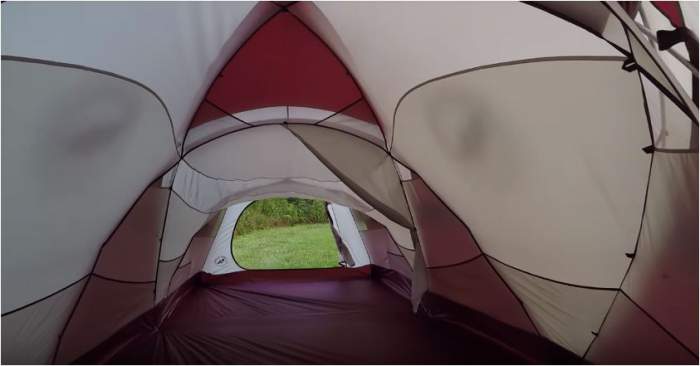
[491,259,617,356]
[203,202,252,275]
[628,30,682,103]
[427,257,537,333]
[528,2,630,52]
[186,125,338,181]
[638,3,694,98]
[318,110,385,146]
[184,105,249,152]
[1,278,87,364]
[398,246,415,270]
[288,124,412,228]
[1,59,178,312]
[622,152,699,354]
[641,75,697,149]
[94,185,170,282]
[0,1,275,141]
[172,160,371,214]
[393,58,650,288]
[54,278,154,364]
[159,194,212,261]
[365,209,414,250]
[606,2,697,122]
[169,212,224,294]
[155,260,181,304]
[586,294,698,364]
[403,177,480,267]
[410,240,428,312]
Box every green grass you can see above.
[232,223,340,270]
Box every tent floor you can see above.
[79,267,557,364]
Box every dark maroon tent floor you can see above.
[78,267,580,364]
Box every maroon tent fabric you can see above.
[77,267,580,364]
[193,9,378,129]
[651,1,684,28]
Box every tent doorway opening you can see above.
[231,198,343,270]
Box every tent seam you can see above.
[398,170,544,336]
[621,290,698,358]
[1,55,181,156]
[49,161,178,363]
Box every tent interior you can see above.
[1,1,698,364]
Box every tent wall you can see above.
[347,211,413,282]
[403,176,537,334]
[1,58,178,314]
[616,152,698,355]
[48,183,225,364]
[175,125,373,214]
[1,1,279,142]
[203,202,251,275]
[393,57,650,288]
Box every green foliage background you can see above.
[234,198,329,236]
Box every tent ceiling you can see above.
[1,1,276,144]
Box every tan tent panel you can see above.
[288,124,413,228]
[427,256,537,334]
[393,57,650,288]
[93,185,170,282]
[491,259,618,356]
[586,293,698,363]
[621,152,699,353]
[1,278,87,364]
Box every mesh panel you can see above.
[288,124,412,228]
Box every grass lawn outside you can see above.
[232,223,340,270]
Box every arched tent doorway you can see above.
[204,199,371,273]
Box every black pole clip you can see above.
[657,27,690,51]
[622,57,638,72]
